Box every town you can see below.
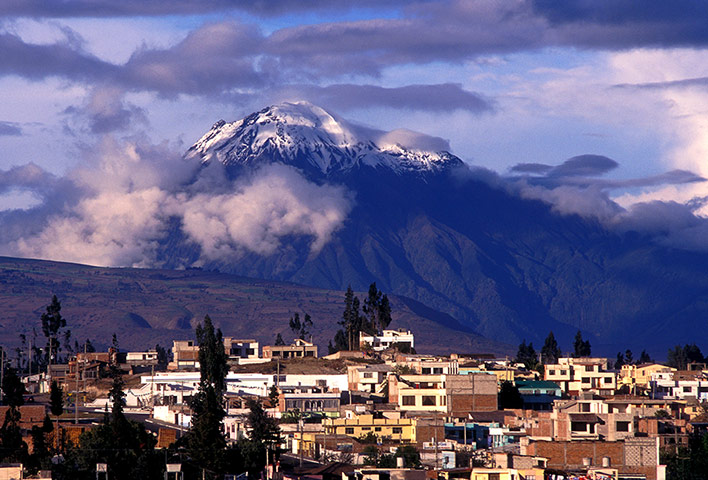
[0,293,704,480]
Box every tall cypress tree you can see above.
[185,315,229,476]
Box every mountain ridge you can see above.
[165,102,708,358]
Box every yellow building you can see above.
[323,413,417,443]
[619,363,676,391]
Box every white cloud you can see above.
[174,163,353,260]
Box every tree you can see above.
[0,368,27,463]
[572,331,591,357]
[625,349,634,365]
[362,283,391,335]
[289,313,313,340]
[639,350,652,364]
[155,344,168,368]
[183,315,229,477]
[498,381,523,409]
[614,352,625,370]
[516,340,538,370]
[50,380,63,417]
[195,315,228,398]
[274,333,285,346]
[667,344,705,370]
[40,295,67,369]
[268,385,280,408]
[541,331,561,364]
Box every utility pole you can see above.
[75,355,79,424]
[299,417,304,468]
[0,347,4,404]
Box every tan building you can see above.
[223,337,259,361]
[262,338,318,359]
[544,357,616,395]
[388,373,497,416]
[168,340,199,370]
[619,363,676,392]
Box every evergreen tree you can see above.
[184,315,229,477]
[638,350,653,364]
[614,352,625,370]
[268,385,280,408]
[50,380,63,417]
[246,398,280,469]
[0,368,27,463]
[288,313,313,340]
[515,340,538,370]
[498,381,523,409]
[572,331,591,357]
[195,315,228,398]
[625,349,634,365]
[40,296,67,369]
[540,331,561,364]
[274,333,285,346]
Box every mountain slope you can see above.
[163,102,708,357]
[0,256,507,355]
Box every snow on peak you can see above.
[185,102,463,176]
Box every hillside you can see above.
[0,256,509,355]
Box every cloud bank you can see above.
[0,135,354,267]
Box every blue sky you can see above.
[2,1,708,264]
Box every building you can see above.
[169,340,199,370]
[544,357,617,396]
[359,329,415,352]
[323,413,419,444]
[126,350,159,366]
[223,337,262,364]
[347,364,392,393]
[619,363,676,392]
[388,373,497,416]
[262,338,318,359]
[650,371,708,401]
[522,437,665,480]
[515,380,561,411]
[278,385,341,415]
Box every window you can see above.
[571,422,588,432]
[603,377,612,383]
[582,377,591,383]
[247,348,255,355]
[361,427,371,431]
[616,421,630,432]
[561,370,567,375]
[392,427,403,434]
[433,368,443,374]
[363,372,373,378]
[549,370,556,375]
[402,396,415,406]
[375,427,382,432]
[683,386,692,393]
[585,365,593,372]
[345,427,354,435]
[580,403,591,412]
[422,396,436,406]
[422,368,431,374]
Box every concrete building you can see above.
[359,329,415,352]
[223,337,259,361]
[544,357,617,396]
[169,340,199,370]
[347,364,392,393]
[262,338,318,359]
[388,373,497,416]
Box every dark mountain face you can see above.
[166,102,708,357]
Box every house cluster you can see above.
[21,329,708,480]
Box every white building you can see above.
[650,372,708,401]
[359,329,415,352]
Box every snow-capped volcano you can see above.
[185,101,463,176]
